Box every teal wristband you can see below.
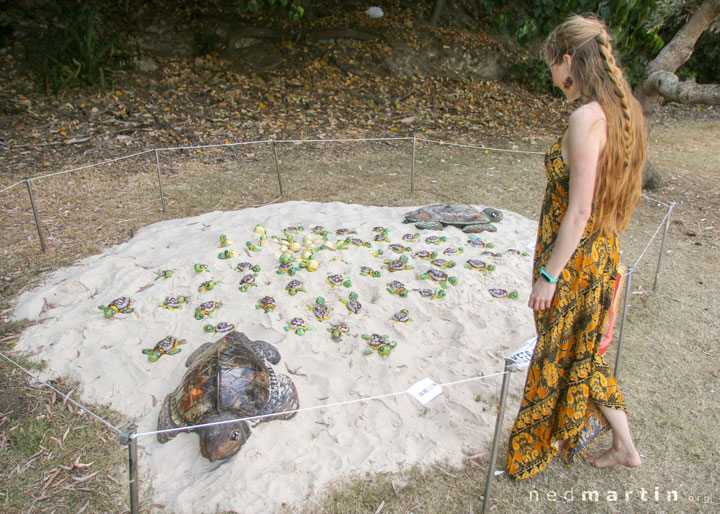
[540,266,559,284]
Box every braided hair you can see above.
[544,15,647,235]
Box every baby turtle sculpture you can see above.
[256,296,276,313]
[382,256,414,272]
[198,280,220,292]
[335,228,356,236]
[359,266,381,278]
[373,231,389,243]
[414,250,437,260]
[283,225,304,235]
[415,288,446,300]
[372,226,388,233]
[276,262,299,276]
[403,204,503,233]
[465,260,496,273]
[155,270,173,280]
[204,322,236,333]
[285,317,312,336]
[312,225,328,236]
[218,249,238,260]
[388,243,411,254]
[424,235,446,245]
[156,331,299,462]
[488,288,519,300]
[236,262,261,273]
[340,292,362,314]
[194,264,210,272]
[327,274,352,288]
[159,295,188,311]
[195,301,222,320]
[443,247,463,256]
[328,322,350,339]
[361,333,398,356]
[238,273,258,292]
[98,297,133,318]
[219,233,233,247]
[143,336,186,362]
[285,279,306,296]
[386,280,409,297]
[467,238,494,249]
[392,309,412,324]
[307,297,331,321]
[402,233,419,243]
[430,258,455,269]
[422,269,458,289]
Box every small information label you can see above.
[507,337,538,369]
[407,377,443,405]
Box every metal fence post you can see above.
[614,265,634,379]
[24,178,47,253]
[652,202,674,291]
[272,140,283,196]
[154,150,166,212]
[120,425,140,514]
[482,359,512,513]
[411,134,416,196]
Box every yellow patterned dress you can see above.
[506,134,626,480]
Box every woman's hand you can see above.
[529,278,557,311]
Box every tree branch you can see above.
[647,71,720,105]
[645,0,720,76]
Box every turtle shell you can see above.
[110,297,132,310]
[415,250,435,259]
[288,317,307,330]
[327,274,344,286]
[426,269,448,282]
[402,233,418,242]
[257,296,276,311]
[387,280,406,294]
[467,239,487,248]
[386,259,406,272]
[466,259,489,270]
[171,333,272,426]
[154,336,180,353]
[197,301,220,314]
[236,262,253,272]
[286,279,304,291]
[403,204,503,225]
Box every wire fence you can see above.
[1,135,674,514]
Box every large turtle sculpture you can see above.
[403,203,503,233]
[156,331,299,462]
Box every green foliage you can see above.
[39,1,121,94]
[238,0,305,21]
[475,0,664,88]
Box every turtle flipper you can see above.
[157,394,178,443]
[250,340,281,365]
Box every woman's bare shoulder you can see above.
[568,101,607,128]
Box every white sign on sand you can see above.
[507,336,538,369]
[407,377,443,405]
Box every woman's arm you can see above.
[529,103,607,311]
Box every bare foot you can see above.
[584,446,642,469]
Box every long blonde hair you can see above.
[544,15,647,235]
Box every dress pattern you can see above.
[506,135,626,481]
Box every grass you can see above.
[1,120,719,513]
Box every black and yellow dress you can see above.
[506,134,626,480]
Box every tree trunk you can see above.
[430,0,445,26]
[635,0,720,190]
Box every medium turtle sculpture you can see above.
[98,297,133,318]
[488,288,519,300]
[359,266,381,278]
[403,204,503,233]
[156,331,299,462]
[361,333,398,356]
[256,296,276,313]
[142,336,186,362]
[307,297,331,321]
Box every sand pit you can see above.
[13,201,537,513]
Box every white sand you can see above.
[13,201,536,513]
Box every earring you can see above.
[563,76,574,89]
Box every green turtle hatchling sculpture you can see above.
[98,297,134,318]
[403,204,503,233]
[361,333,398,356]
[156,331,299,462]
[142,336,186,361]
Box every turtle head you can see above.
[197,413,251,462]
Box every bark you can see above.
[430,0,445,26]
[635,0,720,190]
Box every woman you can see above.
[506,15,645,480]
